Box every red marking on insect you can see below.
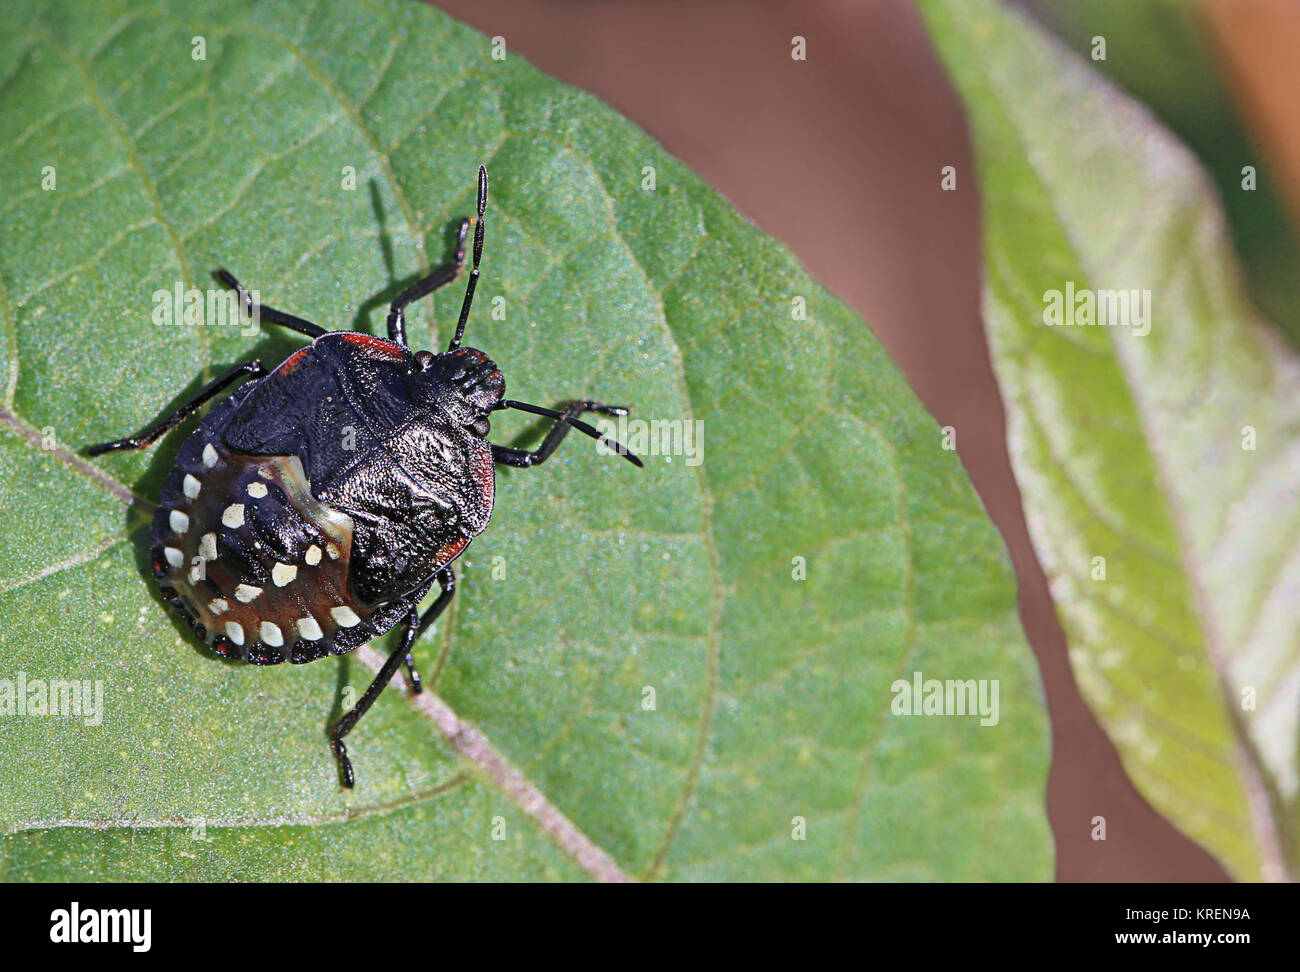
[340,333,406,360]
[436,535,469,568]
[470,445,495,522]
[278,347,310,375]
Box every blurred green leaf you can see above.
[1023,0,1300,347]
[919,0,1300,881]
[0,0,1048,881]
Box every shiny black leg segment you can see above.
[386,218,470,347]
[404,567,455,693]
[331,567,455,788]
[491,399,644,467]
[85,360,266,455]
[214,269,327,338]
[402,650,424,695]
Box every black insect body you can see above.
[88,166,641,786]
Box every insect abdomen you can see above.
[150,409,399,665]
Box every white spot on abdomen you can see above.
[331,606,361,628]
[297,616,324,640]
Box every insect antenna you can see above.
[448,164,489,352]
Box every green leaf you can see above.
[0,0,1048,881]
[1024,0,1300,346]
[918,0,1300,881]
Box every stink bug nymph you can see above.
[88,166,641,787]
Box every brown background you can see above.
[427,0,1236,881]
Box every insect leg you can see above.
[330,566,455,788]
[85,360,265,455]
[214,270,327,338]
[401,567,457,694]
[386,217,470,347]
[400,617,424,694]
[491,400,643,467]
